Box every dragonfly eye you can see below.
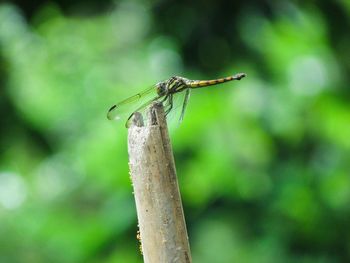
[157,83,167,96]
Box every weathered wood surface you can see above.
[128,103,192,263]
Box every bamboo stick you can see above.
[128,103,192,263]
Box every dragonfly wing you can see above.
[163,88,190,127]
[179,88,191,124]
[107,86,156,121]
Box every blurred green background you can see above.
[1,0,350,262]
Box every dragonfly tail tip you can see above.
[234,73,247,80]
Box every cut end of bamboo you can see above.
[130,112,144,127]
[129,102,164,129]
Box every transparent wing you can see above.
[107,86,157,121]
[179,88,191,124]
[165,88,191,127]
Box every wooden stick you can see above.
[128,103,192,263]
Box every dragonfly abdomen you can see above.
[189,73,246,88]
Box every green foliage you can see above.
[1,1,350,262]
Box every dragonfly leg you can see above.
[158,94,172,115]
[165,94,173,115]
[160,95,168,103]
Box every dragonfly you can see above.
[107,72,246,127]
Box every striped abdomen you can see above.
[189,73,246,89]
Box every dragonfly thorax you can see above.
[167,76,189,93]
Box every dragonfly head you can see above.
[156,82,167,96]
